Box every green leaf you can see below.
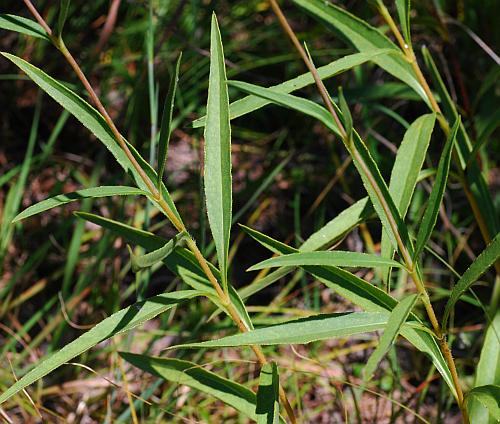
[75,212,254,331]
[300,197,372,252]
[469,312,500,423]
[248,251,405,271]
[0,52,182,224]
[257,363,280,424]
[443,232,500,329]
[380,113,435,278]
[128,232,188,272]
[192,49,393,128]
[0,14,49,40]
[55,0,70,38]
[414,117,459,258]
[363,294,419,381]
[13,186,148,223]
[157,52,182,190]
[466,385,500,421]
[338,86,352,137]
[204,14,232,293]
[395,0,411,44]
[120,353,259,420]
[228,81,340,136]
[0,290,198,405]
[291,0,429,106]
[170,312,391,349]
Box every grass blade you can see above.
[0,291,199,405]
[466,385,500,421]
[120,353,260,420]
[291,0,429,105]
[0,14,49,40]
[192,49,394,128]
[257,363,280,424]
[443,232,500,329]
[13,186,148,223]
[248,251,405,271]
[170,312,391,348]
[469,312,500,423]
[363,294,419,381]
[414,117,460,258]
[204,14,232,293]
[157,53,182,190]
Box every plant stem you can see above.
[23,2,297,422]
[270,0,467,420]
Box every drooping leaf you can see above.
[0,52,182,224]
[157,52,182,190]
[363,294,419,381]
[128,231,188,272]
[291,0,429,105]
[414,117,459,258]
[443,232,500,329]
[469,312,500,423]
[466,385,500,421]
[192,49,394,128]
[120,353,259,420]
[228,81,340,136]
[256,363,280,424]
[380,113,435,279]
[170,312,391,349]
[300,197,372,252]
[13,186,148,223]
[248,251,405,271]
[0,291,199,405]
[395,0,411,44]
[204,14,232,293]
[0,14,49,40]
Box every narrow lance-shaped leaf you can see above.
[248,251,405,272]
[395,0,411,44]
[192,49,394,128]
[157,52,182,190]
[0,14,49,40]
[466,385,500,421]
[55,0,70,38]
[469,312,500,423]
[380,113,435,280]
[1,52,182,224]
[170,312,391,349]
[13,186,148,223]
[128,231,189,272]
[291,0,430,105]
[256,362,280,424]
[0,290,199,405]
[443,232,500,329]
[363,293,419,381]
[204,14,232,293]
[414,117,459,258]
[338,86,352,138]
[120,353,261,421]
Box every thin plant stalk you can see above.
[21,1,297,421]
[268,0,466,420]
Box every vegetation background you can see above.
[0,0,499,422]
